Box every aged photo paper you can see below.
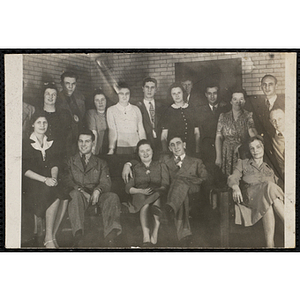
[5,51,296,249]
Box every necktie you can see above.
[174,156,181,166]
[212,105,216,114]
[266,99,270,111]
[149,102,155,128]
[81,154,87,170]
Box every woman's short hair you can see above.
[168,82,187,102]
[136,139,153,156]
[231,88,247,100]
[247,135,264,148]
[118,82,131,93]
[29,111,49,133]
[42,81,58,95]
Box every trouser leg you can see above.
[98,192,122,238]
[68,190,88,236]
[175,195,192,241]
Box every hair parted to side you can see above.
[78,129,95,141]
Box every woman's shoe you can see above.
[43,240,56,249]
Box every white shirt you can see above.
[266,95,277,111]
[143,99,157,138]
[209,103,218,111]
[175,153,186,168]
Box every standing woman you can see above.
[161,83,200,156]
[38,81,72,160]
[106,83,146,155]
[215,89,257,176]
[125,140,169,246]
[22,112,67,248]
[85,89,110,155]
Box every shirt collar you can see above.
[266,94,277,109]
[209,103,218,110]
[29,132,53,160]
[171,103,189,109]
[276,129,284,137]
[116,102,132,112]
[79,152,92,160]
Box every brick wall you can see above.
[23,52,285,106]
[90,52,285,104]
[23,53,92,106]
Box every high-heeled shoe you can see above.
[43,240,56,248]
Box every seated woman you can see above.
[228,135,284,248]
[161,82,200,156]
[125,140,169,246]
[215,89,257,176]
[85,89,111,156]
[22,112,68,248]
[106,82,146,155]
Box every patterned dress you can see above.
[217,109,255,176]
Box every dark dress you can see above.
[125,161,169,213]
[36,108,72,160]
[22,136,64,217]
[217,109,255,176]
[162,104,197,155]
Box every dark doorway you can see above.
[175,58,242,105]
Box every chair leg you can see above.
[219,191,230,247]
[34,215,44,237]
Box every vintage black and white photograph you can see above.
[5,51,296,249]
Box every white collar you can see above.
[29,132,53,161]
[276,129,284,137]
[116,102,132,112]
[209,103,218,110]
[144,99,155,104]
[175,153,186,160]
[80,152,92,160]
[171,103,189,109]
[266,95,277,109]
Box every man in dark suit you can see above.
[62,129,122,247]
[247,74,285,182]
[136,77,165,153]
[163,136,208,244]
[198,84,229,189]
[181,78,201,108]
[57,71,86,156]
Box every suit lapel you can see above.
[73,153,85,173]
[140,101,153,128]
[179,156,193,174]
[85,155,98,173]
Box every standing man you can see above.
[249,74,284,181]
[163,135,208,245]
[269,108,285,184]
[58,71,86,156]
[198,84,229,189]
[62,129,122,247]
[137,77,165,153]
[181,78,201,109]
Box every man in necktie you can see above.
[248,74,285,183]
[137,77,166,154]
[162,135,208,245]
[57,71,86,156]
[62,129,122,247]
[270,108,285,184]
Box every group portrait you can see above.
[5,51,296,249]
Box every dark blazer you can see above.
[62,152,111,195]
[137,100,165,151]
[197,101,230,163]
[246,94,285,183]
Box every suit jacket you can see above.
[161,154,208,192]
[196,101,229,162]
[137,100,165,150]
[62,152,111,195]
[246,94,285,182]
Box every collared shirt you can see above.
[209,103,218,112]
[143,99,155,119]
[276,130,284,137]
[116,102,132,114]
[266,95,277,111]
[79,152,92,165]
[174,153,186,168]
[29,132,53,161]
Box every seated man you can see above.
[163,136,208,244]
[122,136,208,245]
[62,129,122,247]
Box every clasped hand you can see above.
[44,177,58,187]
